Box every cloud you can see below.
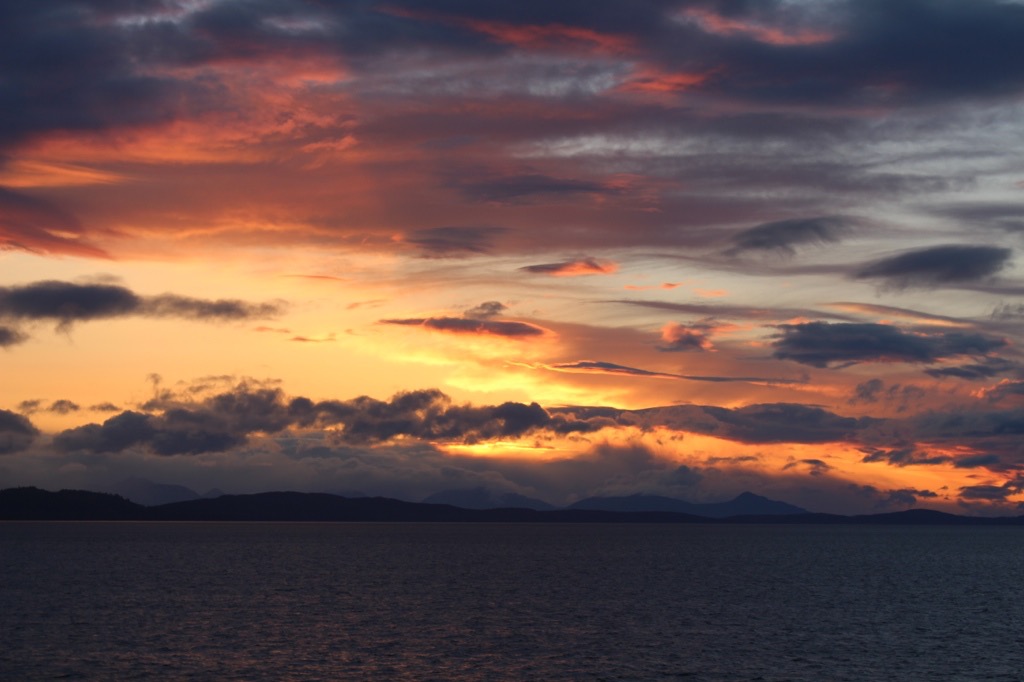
[555,401,872,445]
[520,257,617,276]
[0,325,27,347]
[924,358,1020,381]
[381,316,548,337]
[0,280,282,335]
[405,226,506,256]
[48,400,80,415]
[725,216,850,256]
[546,360,684,380]
[464,301,507,319]
[853,245,1012,289]
[609,298,851,323]
[53,385,575,455]
[772,322,1007,368]
[657,320,717,352]
[453,172,613,203]
[543,360,800,384]
[0,187,107,257]
[959,484,1014,501]
[0,409,39,454]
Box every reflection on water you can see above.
[2,522,1024,680]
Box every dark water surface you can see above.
[2,522,1023,680]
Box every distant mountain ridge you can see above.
[568,492,807,518]
[3,487,1024,525]
[422,487,556,511]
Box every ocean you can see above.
[2,522,1023,680]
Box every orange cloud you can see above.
[460,19,634,55]
[680,8,835,46]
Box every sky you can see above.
[2,0,1024,515]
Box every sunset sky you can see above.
[3,0,1024,514]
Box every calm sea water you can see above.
[2,522,1023,681]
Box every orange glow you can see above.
[680,8,836,46]
[618,67,708,94]
[461,19,634,55]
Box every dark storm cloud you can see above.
[772,322,1007,368]
[406,226,506,256]
[381,316,547,337]
[853,245,1012,289]
[0,281,281,332]
[724,216,850,256]
[0,408,39,454]
[453,173,613,204]
[54,385,576,454]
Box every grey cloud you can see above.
[382,316,546,337]
[725,216,850,256]
[772,322,1006,368]
[860,447,950,467]
[959,484,1014,501]
[0,408,38,454]
[953,454,1001,469]
[986,381,1024,404]
[142,295,282,321]
[520,258,615,276]
[406,226,506,256]
[782,459,832,476]
[0,325,27,347]
[854,245,1012,289]
[464,301,506,319]
[925,358,1020,381]
[53,385,568,455]
[49,400,80,415]
[609,298,851,323]
[454,172,612,204]
[548,360,800,384]
[0,280,281,335]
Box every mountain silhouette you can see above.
[422,487,556,511]
[3,487,1022,524]
[568,491,807,518]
